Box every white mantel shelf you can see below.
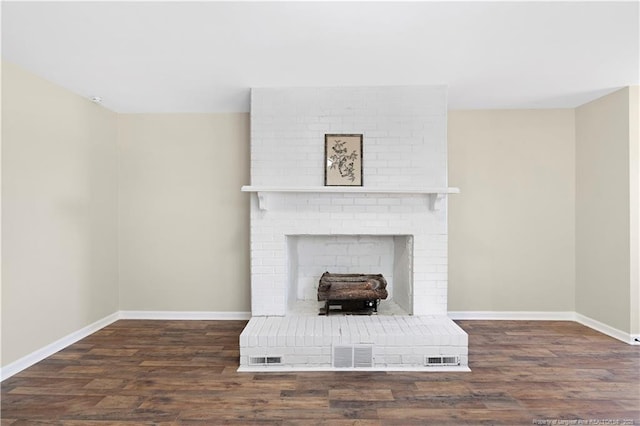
[241,186,460,211]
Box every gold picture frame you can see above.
[324,134,363,186]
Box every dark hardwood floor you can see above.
[2,320,639,425]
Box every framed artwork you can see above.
[324,134,363,186]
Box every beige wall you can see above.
[630,86,639,336]
[448,109,576,312]
[575,88,633,333]
[117,114,250,312]
[2,60,637,369]
[1,62,119,366]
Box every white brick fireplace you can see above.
[239,86,468,371]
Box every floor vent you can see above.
[425,355,460,366]
[333,345,373,368]
[249,356,282,365]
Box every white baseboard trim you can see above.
[2,310,633,381]
[449,310,637,345]
[119,311,251,321]
[0,312,120,381]
[574,313,636,345]
[448,311,576,321]
[1,310,251,381]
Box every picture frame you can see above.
[324,134,363,186]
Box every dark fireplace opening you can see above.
[317,272,388,316]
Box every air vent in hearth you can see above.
[333,346,352,368]
[249,356,282,365]
[333,345,373,368]
[425,356,460,366]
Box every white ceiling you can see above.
[2,1,638,113]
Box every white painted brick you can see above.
[331,198,354,206]
[249,86,449,317]
[401,354,424,365]
[286,355,309,365]
[308,355,331,365]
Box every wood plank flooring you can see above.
[2,320,639,425]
